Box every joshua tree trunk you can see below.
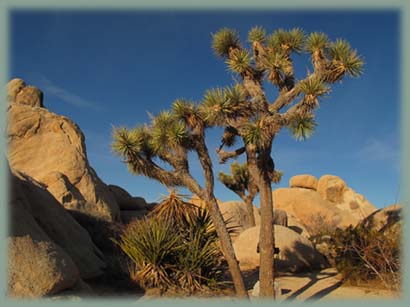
[193,136,249,298]
[244,196,256,227]
[258,174,275,297]
[247,146,275,297]
[200,192,248,298]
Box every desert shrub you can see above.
[112,192,228,294]
[332,224,401,290]
[305,212,338,238]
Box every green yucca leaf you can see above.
[226,48,251,74]
[112,126,152,158]
[224,83,248,104]
[267,28,305,53]
[298,77,330,106]
[305,32,329,53]
[329,39,352,60]
[248,26,266,43]
[172,98,196,120]
[260,50,289,70]
[242,122,269,149]
[327,39,364,80]
[169,121,188,145]
[287,113,317,141]
[199,87,226,126]
[212,28,240,57]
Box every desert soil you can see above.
[247,268,400,302]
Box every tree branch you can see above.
[216,147,246,164]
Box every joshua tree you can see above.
[218,161,282,227]
[206,27,363,297]
[112,104,248,297]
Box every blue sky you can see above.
[9,10,400,208]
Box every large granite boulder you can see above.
[289,174,318,190]
[218,201,260,236]
[10,170,106,279]
[8,171,80,297]
[8,236,79,298]
[317,175,347,203]
[7,79,120,222]
[233,225,328,272]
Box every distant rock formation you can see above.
[7,78,120,222]
[272,174,377,232]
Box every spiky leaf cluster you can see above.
[287,113,317,141]
[199,84,250,126]
[248,26,266,43]
[305,32,329,53]
[218,161,249,194]
[298,77,330,106]
[267,28,305,53]
[226,49,251,74]
[242,120,271,149]
[325,39,364,81]
[212,28,240,58]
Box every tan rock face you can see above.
[10,170,106,280]
[15,85,44,108]
[361,204,402,233]
[272,187,342,231]
[317,175,347,203]
[218,201,260,239]
[289,174,318,190]
[8,236,80,298]
[7,78,26,103]
[7,79,120,222]
[233,225,328,272]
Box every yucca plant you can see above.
[112,216,181,290]
[287,113,317,141]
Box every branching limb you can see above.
[216,146,246,164]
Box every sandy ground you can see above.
[248,268,400,302]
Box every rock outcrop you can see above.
[218,201,261,239]
[361,203,402,233]
[10,170,106,279]
[233,225,328,272]
[272,174,377,232]
[9,170,83,297]
[289,174,318,190]
[7,78,120,222]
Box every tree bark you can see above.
[258,173,275,297]
[244,196,256,227]
[203,193,249,298]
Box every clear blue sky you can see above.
[10,10,400,208]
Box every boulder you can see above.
[15,85,44,108]
[273,208,288,227]
[8,174,80,297]
[335,187,377,221]
[233,225,328,272]
[8,236,79,298]
[272,187,342,231]
[108,184,148,210]
[7,79,120,222]
[218,201,260,239]
[7,78,26,103]
[361,204,402,233]
[10,170,106,279]
[287,214,310,238]
[289,174,318,190]
[317,175,347,203]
